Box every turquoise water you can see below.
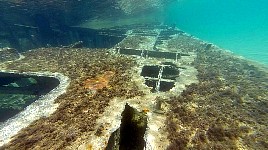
[164,0,268,65]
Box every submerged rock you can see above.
[0,47,20,63]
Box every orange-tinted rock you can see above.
[84,71,115,90]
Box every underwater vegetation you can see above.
[0,21,267,149]
[0,48,144,149]
[166,47,268,149]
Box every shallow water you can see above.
[164,0,268,65]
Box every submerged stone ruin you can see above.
[0,23,267,150]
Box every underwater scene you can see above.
[0,0,267,150]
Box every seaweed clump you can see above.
[166,46,268,149]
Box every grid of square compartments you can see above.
[115,28,190,60]
[116,48,190,60]
[140,63,181,92]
